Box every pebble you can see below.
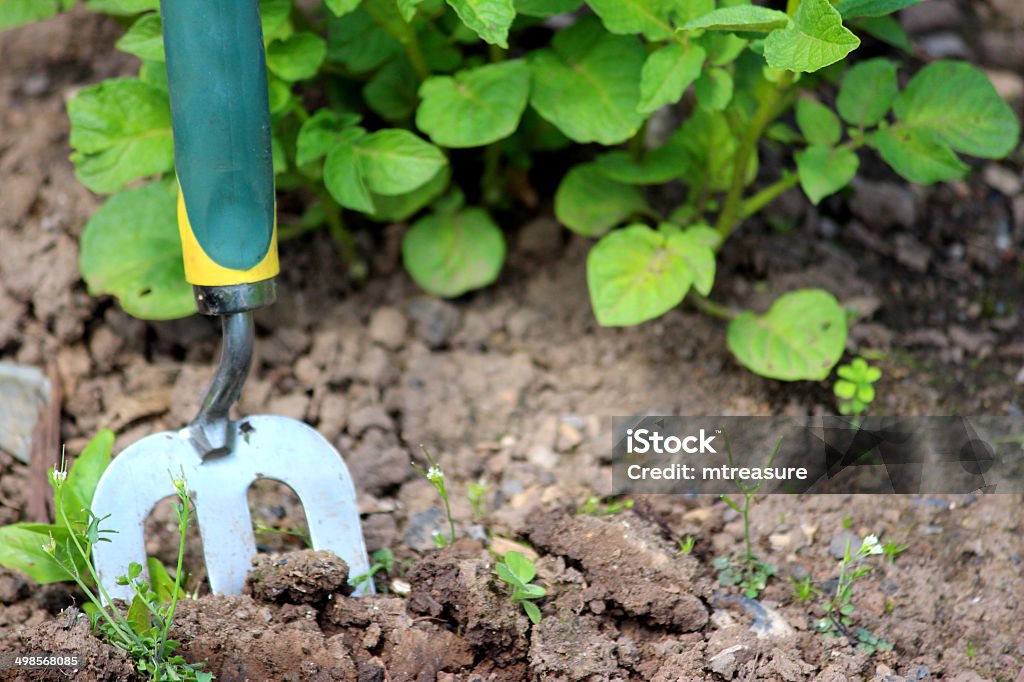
[900,0,963,33]
[403,507,449,551]
[985,69,1024,103]
[918,33,971,60]
[983,164,1022,197]
[0,362,50,463]
[850,180,917,229]
[407,297,462,349]
[708,644,750,678]
[368,306,408,350]
[894,234,931,273]
[829,530,861,559]
[347,405,393,436]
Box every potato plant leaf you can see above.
[727,289,847,381]
[835,0,922,19]
[586,0,676,41]
[357,129,448,195]
[402,206,506,297]
[417,60,530,147]
[115,13,164,61]
[445,0,515,48]
[682,5,790,33]
[325,0,360,17]
[795,98,841,147]
[267,32,327,82]
[891,60,1020,159]
[68,78,174,194]
[514,0,580,17]
[0,0,76,31]
[764,0,860,73]
[592,146,689,185]
[296,110,362,167]
[555,164,647,237]
[874,126,968,184]
[528,16,646,145]
[638,43,706,114]
[587,224,716,326]
[695,67,733,111]
[795,144,859,204]
[836,58,898,128]
[80,181,195,319]
[85,0,158,15]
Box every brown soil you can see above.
[2,2,1024,681]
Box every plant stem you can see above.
[739,171,799,218]
[690,294,739,320]
[786,0,801,15]
[318,191,369,281]
[715,73,795,241]
[482,143,504,206]
[743,497,754,565]
[158,493,189,665]
[363,1,430,80]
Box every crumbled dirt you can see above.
[2,1,1024,680]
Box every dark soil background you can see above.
[1,1,1024,680]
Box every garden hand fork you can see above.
[91,0,371,601]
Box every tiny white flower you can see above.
[860,534,883,555]
[41,533,57,555]
[426,465,444,483]
[51,468,67,484]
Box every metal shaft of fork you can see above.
[189,311,255,459]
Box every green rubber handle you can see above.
[160,0,275,273]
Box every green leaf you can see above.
[522,600,542,624]
[529,16,646,145]
[639,43,706,114]
[587,224,716,326]
[325,0,360,17]
[503,551,537,583]
[323,129,375,213]
[0,0,71,32]
[764,0,860,73]
[514,0,580,17]
[850,16,910,52]
[587,0,676,41]
[147,556,185,604]
[695,67,733,111]
[365,57,419,122]
[555,164,647,237]
[417,60,530,147]
[260,0,293,41]
[357,129,448,195]
[727,289,847,381]
[59,430,114,526]
[267,75,293,116]
[834,379,857,400]
[674,108,752,191]
[267,32,327,82]
[892,60,1020,159]
[874,126,968,184]
[116,13,164,61]
[592,146,689,185]
[682,5,790,33]
[370,166,450,222]
[445,0,515,48]
[327,7,402,74]
[80,182,195,319]
[795,144,859,204]
[85,0,158,15]
[402,206,506,297]
[836,0,921,19]
[296,110,362,166]
[514,583,546,599]
[836,58,898,128]
[68,78,174,194]
[495,561,527,589]
[0,524,73,584]
[796,98,841,146]
[127,594,151,636]
[397,0,428,21]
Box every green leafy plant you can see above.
[817,533,893,655]
[410,446,456,547]
[881,538,907,564]
[4,0,1019,384]
[0,432,113,584]
[966,640,976,660]
[789,575,820,602]
[494,550,546,624]
[467,479,490,520]
[714,434,782,599]
[349,547,395,592]
[676,534,695,555]
[834,357,882,419]
[576,494,634,516]
[46,461,210,681]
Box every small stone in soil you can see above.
[830,530,862,560]
[407,297,462,349]
[368,306,408,350]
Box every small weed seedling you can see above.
[467,479,490,520]
[789,575,820,603]
[676,535,696,556]
[715,435,783,599]
[882,539,908,564]
[252,520,312,548]
[411,446,456,548]
[576,495,634,516]
[350,548,395,592]
[834,357,882,421]
[966,641,976,660]
[817,534,893,655]
[494,550,546,625]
